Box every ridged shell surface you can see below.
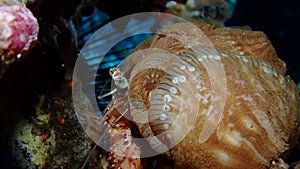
[116,22,300,168]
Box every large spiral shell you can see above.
[110,22,300,168]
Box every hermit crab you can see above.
[73,19,300,169]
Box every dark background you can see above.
[227,0,300,84]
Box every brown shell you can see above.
[108,22,300,168]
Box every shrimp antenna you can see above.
[97,88,117,100]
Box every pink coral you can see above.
[0,4,38,63]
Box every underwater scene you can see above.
[0,0,300,168]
